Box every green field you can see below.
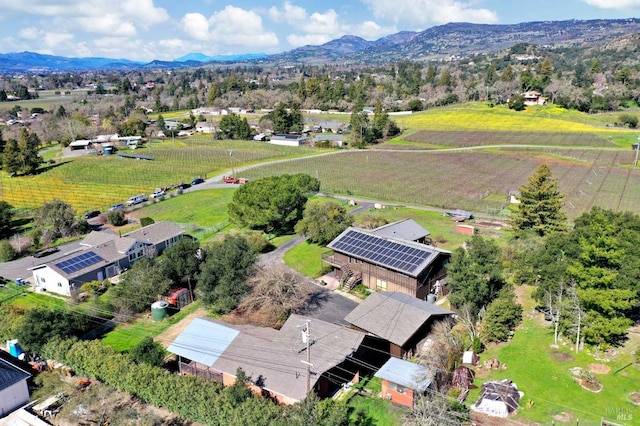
[132,188,236,240]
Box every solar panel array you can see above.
[330,230,433,275]
[55,251,105,275]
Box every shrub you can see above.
[106,210,127,226]
[618,113,638,128]
[140,217,155,227]
[0,240,15,262]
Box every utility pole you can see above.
[634,136,640,167]
[300,320,313,395]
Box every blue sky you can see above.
[0,0,639,61]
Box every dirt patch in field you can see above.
[550,350,575,362]
[154,307,209,348]
[629,392,640,405]
[589,363,611,374]
[552,411,575,423]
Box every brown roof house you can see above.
[167,315,366,405]
[324,223,450,299]
[345,292,453,358]
[30,222,184,297]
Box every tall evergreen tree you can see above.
[2,138,20,175]
[17,128,42,175]
[513,164,567,237]
[447,235,505,319]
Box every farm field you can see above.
[402,102,632,135]
[397,130,615,149]
[242,148,640,220]
[0,137,320,212]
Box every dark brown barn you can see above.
[324,225,450,300]
[344,292,454,358]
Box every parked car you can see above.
[150,189,166,199]
[191,177,205,185]
[176,183,191,190]
[84,210,101,219]
[109,203,125,211]
[126,194,148,206]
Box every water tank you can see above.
[103,146,114,155]
[150,300,169,321]
[427,293,436,304]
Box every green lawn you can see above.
[0,285,67,309]
[101,301,203,352]
[283,241,332,278]
[347,394,408,426]
[133,188,236,241]
[468,287,640,425]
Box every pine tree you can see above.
[2,138,20,175]
[513,164,567,236]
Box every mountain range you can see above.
[2,18,640,72]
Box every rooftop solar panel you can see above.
[55,251,105,275]
[329,229,436,275]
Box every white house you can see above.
[195,121,216,134]
[0,355,31,418]
[268,134,308,147]
[31,222,184,297]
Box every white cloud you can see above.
[582,0,640,8]
[269,2,307,23]
[179,6,279,48]
[180,13,211,41]
[361,0,498,27]
[76,14,137,37]
[287,34,333,47]
[18,27,39,40]
[0,0,168,33]
[43,31,74,48]
[352,21,398,39]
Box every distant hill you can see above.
[3,18,640,71]
[0,51,142,72]
[174,52,267,62]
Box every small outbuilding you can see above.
[471,379,523,418]
[374,357,433,408]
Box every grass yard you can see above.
[347,394,408,426]
[283,241,332,278]
[129,188,236,241]
[0,284,67,309]
[468,286,640,425]
[101,301,203,352]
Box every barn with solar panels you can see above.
[324,224,450,300]
[30,221,184,296]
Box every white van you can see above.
[126,194,148,206]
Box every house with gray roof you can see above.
[323,225,450,299]
[0,354,31,417]
[31,222,184,296]
[374,357,433,408]
[167,314,366,405]
[345,292,453,358]
[371,219,431,244]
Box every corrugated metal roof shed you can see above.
[374,357,432,392]
[167,318,239,367]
